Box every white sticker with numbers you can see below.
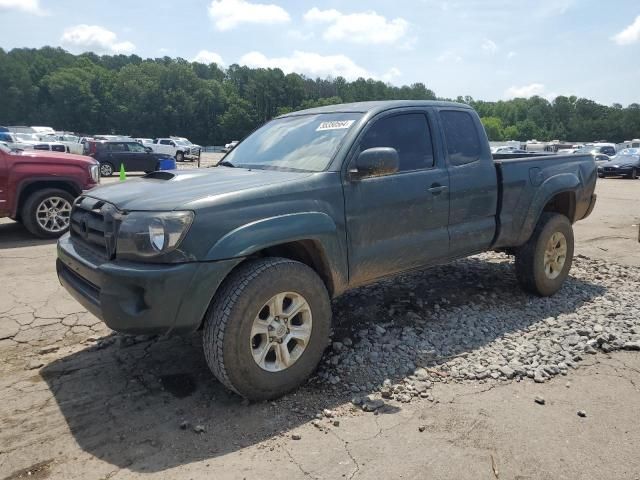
[316,120,355,131]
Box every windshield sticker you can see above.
[316,120,355,131]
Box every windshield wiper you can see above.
[218,160,235,168]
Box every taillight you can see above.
[88,142,97,156]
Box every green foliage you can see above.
[480,117,504,141]
[0,47,638,144]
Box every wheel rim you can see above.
[36,196,71,233]
[250,292,312,372]
[543,231,567,279]
[100,164,112,176]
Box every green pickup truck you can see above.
[57,100,597,399]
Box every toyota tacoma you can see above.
[57,101,597,399]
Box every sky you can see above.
[1,0,639,105]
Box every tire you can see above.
[100,162,114,177]
[629,168,638,180]
[515,213,574,297]
[203,257,332,400]
[21,188,74,239]
[597,173,605,178]
[176,151,184,162]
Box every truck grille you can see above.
[69,196,120,259]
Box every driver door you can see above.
[343,110,450,286]
[125,142,154,172]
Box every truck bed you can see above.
[492,153,597,249]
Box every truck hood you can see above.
[15,149,96,165]
[84,167,311,211]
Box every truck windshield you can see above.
[223,113,362,172]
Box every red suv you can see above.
[0,143,99,238]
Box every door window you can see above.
[440,110,482,166]
[127,142,146,153]
[359,113,434,171]
[108,143,127,152]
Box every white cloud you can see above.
[0,0,45,15]
[239,50,370,80]
[208,0,290,31]
[436,50,462,63]
[303,7,409,45]
[61,25,135,54]
[193,50,225,65]
[304,7,341,23]
[507,51,517,59]
[504,83,546,99]
[612,16,640,46]
[481,39,498,55]
[382,67,402,82]
[287,29,314,41]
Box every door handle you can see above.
[428,184,448,195]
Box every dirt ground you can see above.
[0,174,639,480]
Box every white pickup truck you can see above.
[50,134,86,155]
[148,137,200,162]
[18,133,70,152]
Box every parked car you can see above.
[575,144,617,157]
[597,150,640,179]
[491,146,527,154]
[7,125,56,136]
[0,132,34,150]
[171,136,202,157]
[57,100,597,400]
[0,142,99,237]
[222,140,239,152]
[148,138,195,162]
[86,139,175,176]
[13,133,68,152]
[52,134,85,155]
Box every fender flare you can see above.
[205,212,347,294]
[517,172,580,244]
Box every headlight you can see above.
[89,164,100,182]
[116,211,194,261]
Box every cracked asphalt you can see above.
[0,174,639,480]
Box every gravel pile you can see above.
[315,253,640,403]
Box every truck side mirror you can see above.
[350,147,399,180]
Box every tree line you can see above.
[1,47,638,145]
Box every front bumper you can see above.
[56,234,241,335]
[598,167,634,177]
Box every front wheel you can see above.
[203,258,332,400]
[515,213,574,296]
[175,152,184,162]
[21,188,74,238]
[100,162,114,177]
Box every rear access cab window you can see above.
[439,110,482,165]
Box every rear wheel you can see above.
[628,168,638,179]
[100,162,114,177]
[22,188,74,238]
[176,151,184,162]
[203,257,331,400]
[515,213,574,296]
